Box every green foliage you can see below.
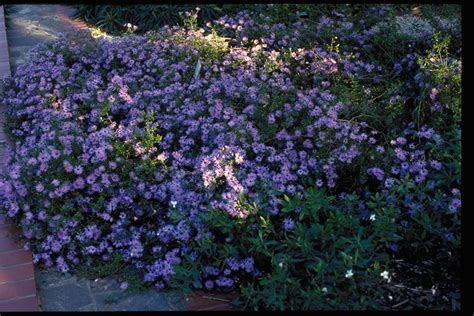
[122,269,147,293]
[1,4,460,310]
[73,4,250,35]
[170,15,230,64]
[171,188,398,310]
[74,252,125,279]
[3,5,13,17]
[417,34,461,125]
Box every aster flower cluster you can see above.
[0,5,461,296]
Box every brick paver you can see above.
[0,278,37,301]
[0,249,32,267]
[185,290,240,311]
[0,223,39,311]
[0,219,38,311]
[0,295,38,311]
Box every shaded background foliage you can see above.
[72,4,255,35]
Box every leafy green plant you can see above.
[417,33,461,125]
[169,188,398,310]
[73,4,250,35]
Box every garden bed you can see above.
[0,4,461,310]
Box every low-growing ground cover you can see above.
[0,4,461,310]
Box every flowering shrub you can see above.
[0,4,461,310]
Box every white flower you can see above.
[380,270,390,280]
[322,287,328,293]
[369,214,376,221]
[234,152,244,164]
[171,201,177,208]
[345,269,354,278]
[278,262,284,268]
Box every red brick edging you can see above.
[0,214,39,311]
[185,290,240,311]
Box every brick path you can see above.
[185,290,240,311]
[0,214,39,311]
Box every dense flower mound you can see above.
[0,5,461,310]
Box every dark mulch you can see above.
[379,250,461,311]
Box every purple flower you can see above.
[63,160,74,173]
[283,218,295,232]
[73,177,85,190]
[430,160,442,170]
[38,211,47,221]
[389,243,399,252]
[74,166,84,175]
[35,183,45,193]
[215,277,234,287]
[205,280,214,290]
[56,256,69,273]
[0,15,460,296]
[448,199,461,213]
[444,232,454,242]
[367,167,385,181]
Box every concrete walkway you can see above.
[0,6,11,79]
[35,270,184,311]
[5,4,88,73]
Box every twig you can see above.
[368,90,389,103]
[392,284,432,293]
[201,295,232,303]
[392,299,410,309]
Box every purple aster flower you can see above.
[389,243,399,252]
[35,183,45,193]
[444,232,454,242]
[367,167,385,181]
[430,160,442,170]
[120,282,129,290]
[74,165,84,175]
[205,280,214,290]
[283,218,295,232]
